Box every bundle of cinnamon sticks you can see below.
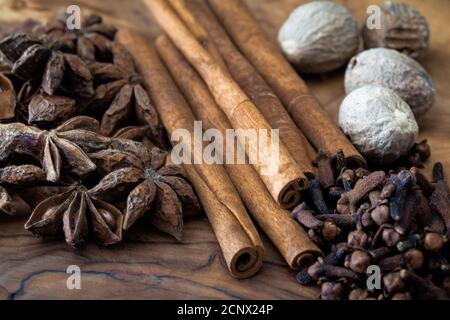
[118,0,365,278]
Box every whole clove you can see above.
[400,269,448,300]
[380,180,396,199]
[316,213,359,229]
[321,221,341,241]
[383,271,405,295]
[308,179,329,215]
[347,230,368,248]
[371,204,390,226]
[423,232,445,252]
[382,228,402,247]
[394,190,417,235]
[348,288,369,300]
[403,249,424,270]
[338,169,355,192]
[378,254,404,272]
[320,281,345,300]
[337,171,385,214]
[430,162,450,237]
[348,250,371,274]
[290,148,449,300]
[389,170,415,221]
[368,247,393,262]
[291,202,323,229]
[308,261,360,281]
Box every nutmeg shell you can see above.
[362,2,429,59]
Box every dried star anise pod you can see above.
[114,125,160,150]
[89,43,166,147]
[33,12,117,64]
[0,116,98,183]
[25,182,123,248]
[0,72,16,122]
[88,140,200,240]
[0,164,46,215]
[0,32,94,125]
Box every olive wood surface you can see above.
[0,0,448,299]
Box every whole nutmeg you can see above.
[339,85,418,164]
[345,48,435,118]
[278,1,359,73]
[362,2,429,59]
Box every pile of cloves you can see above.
[293,146,450,300]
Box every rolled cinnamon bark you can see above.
[169,0,316,177]
[117,28,263,278]
[143,0,308,209]
[207,0,366,167]
[156,35,322,269]
[167,0,228,74]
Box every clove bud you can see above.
[308,179,329,215]
[291,202,324,229]
[347,230,368,248]
[371,204,390,226]
[348,288,369,300]
[337,171,385,214]
[321,281,345,300]
[383,271,405,295]
[321,221,341,241]
[423,232,445,252]
[389,170,415,221]
[348,250,371,274]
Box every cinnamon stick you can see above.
[207,0,366,167]
[156,35,322,269]
[117,28,263,278]
[167,0,228,74]
[143,0,308,209]
[169,0,316,177]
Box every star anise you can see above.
[0,32,94,125]
[88,140,200,240]
[0,116,98,183]
[33,12,117,64]
[113,125,160,150]
[0,72,16,122]
[25,182,123,248]
[89,43,166,147]
[0,164,46,215]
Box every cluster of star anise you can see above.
[0,12,167,148]
[0,13,200,249]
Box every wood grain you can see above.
[0,0,449,299]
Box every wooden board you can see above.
[0,0,449,299]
